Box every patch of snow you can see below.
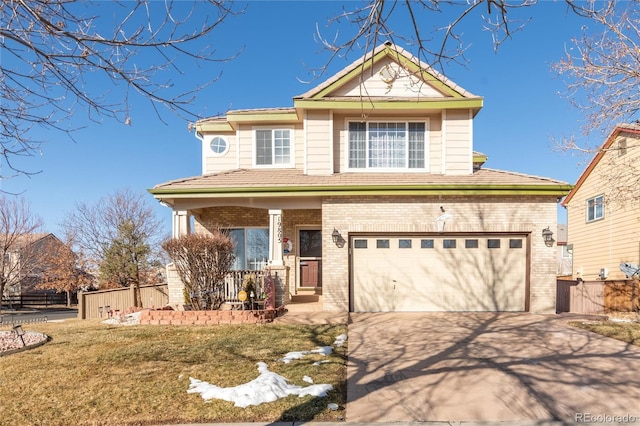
[303,375,313,383]
[334,334,347,347]
[102,311,141,326]
[187,362,333,408]
[279,346,333,363]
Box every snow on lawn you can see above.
[187,362,333,408]
[187,334,347,408]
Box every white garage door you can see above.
[351,234,528,312]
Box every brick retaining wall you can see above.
[139,309,277,325]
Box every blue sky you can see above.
[3,1,601,236]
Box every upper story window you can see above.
[255,129,292,166]
[348,121,426,170]
[586,194,604,222]
[209,136,229,156]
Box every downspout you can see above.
[193,129,205,175]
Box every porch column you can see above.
[172,210,191,238]
[268,209,283,266]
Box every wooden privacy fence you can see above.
[556,279,639,314]
[78,284,169,320]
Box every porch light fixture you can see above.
[542,227,554,247]
[332,228,341,245]
[13,324,26,347]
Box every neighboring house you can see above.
[150,42,571,314]
[2,233,64,296]
[562,123,640,281]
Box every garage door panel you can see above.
[351,235,527,312]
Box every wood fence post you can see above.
[77,291,85,320]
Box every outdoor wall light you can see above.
[331,228,346,248]
[542,227,555,247]
[13,324,26,347]
[332,228,341,245]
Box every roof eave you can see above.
[149,184,573,199]
[293,98,483,114]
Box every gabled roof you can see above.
[295,41,479,100]
[562,123,640,206]
[150,168,571,199]
[195,42,484,133]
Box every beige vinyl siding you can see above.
[203,132,237,174]
[429,114,443,174]
[443,109,472,175]
[329,58,446,98]
[237,123,253,169]
[305,110,333,175]
[567,134,640,281]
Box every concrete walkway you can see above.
[346,312,640,423]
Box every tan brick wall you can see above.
[170,198,559,314]
[321,195,559,313]
[195,207,269,231]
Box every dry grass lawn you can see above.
[570,317,640,346]
[0,319,347,426]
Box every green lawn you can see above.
[0,319,347,426]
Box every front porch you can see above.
[163,203,325,311]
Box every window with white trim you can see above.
[586,195,604,222]
[255,129,292,166]
[348,121,426,169]
[227,228,269,270]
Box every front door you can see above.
[298,229,322,288]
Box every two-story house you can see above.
[150,42,571,314]
[562,123,640,282]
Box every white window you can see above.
[348,121,426,169]
[255,129,292,166]
[227,228,269,270]
[586,195,604,222]
[209,136,229,155]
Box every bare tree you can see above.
[61,188,164,289]
[1,0,242,178]
[162,231,235,310]
[554,1,640,139]
[0,196,44,311]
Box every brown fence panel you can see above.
[556,280,604,314]
[556,280,572,313]
[78,285,169,320]
[604,280,639,312]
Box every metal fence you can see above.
[1,292,76,309]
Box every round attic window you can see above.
[209,136,228,155]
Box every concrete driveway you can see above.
[346,312,640,423]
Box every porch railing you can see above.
[223,270,265,305]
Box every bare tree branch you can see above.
[554,0,640,139]
[0,0,243,178]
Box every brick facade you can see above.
[321,195,559,314]
[167,196,559,314]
